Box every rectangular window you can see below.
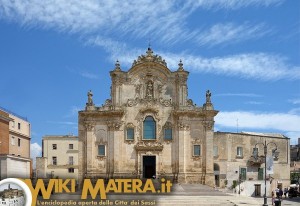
[69,156,74,165]
[68,168,74,173]
[164,128,172,140]
[253,148,258,159]
[11,137,15,146]
[258,168,264,180]
[240,168,246,180]
[52,157,57,165]
[18,138,21,147]
[213,146,218,157]
[126,128,134,140]
[52,144,57,150]
[98,145,105,156]
[69,144,73,149]
[193,145,201,156]
[18,123,21,130]
[237,147,243,157]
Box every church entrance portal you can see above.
[143,156,156,178]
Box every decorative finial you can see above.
[177,59,184,71]
[114,60,121,71]
[146,47,153,57]
[148,38,151,49]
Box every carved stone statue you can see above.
[87,90,94,106]
[146,81,153,99]
[206,90,211,103]
[135,84,141,98]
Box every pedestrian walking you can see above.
[272,191,275,205]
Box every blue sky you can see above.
[0,0,299,160]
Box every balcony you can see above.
[248,156,264,166]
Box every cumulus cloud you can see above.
[30,142,42,168]
[215,111,300,143]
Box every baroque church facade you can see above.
[36,48,290,196]
[78,48,218,186]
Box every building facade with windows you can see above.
[0,108,31,180]
[78,48,217,186]
[213,132,290,196]
[36,135,79,180]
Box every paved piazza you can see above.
[37,183,300,206]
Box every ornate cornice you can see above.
[84,122,95,131]
[178,122,190,131]
[127,97,172,107]
[107,121,123,131]
[134,141,163,151]
[203,121,214,131]
[79,110,124,118]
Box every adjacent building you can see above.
[0,108,31,180]
[214,132,289,196]
[290,138,300,184]
[36,135,79,181]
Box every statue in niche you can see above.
[146,81,154,99]
[87,90,94,106]
[135,84,141,98]
[206,90,211,103]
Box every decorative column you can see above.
[107,121,122,177]
[175,60,189,107]
[84,121,95,175]
[177,121,190,182]
[203,120,215,187]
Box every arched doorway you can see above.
[214,163,220,187]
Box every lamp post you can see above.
[253,140,279,206]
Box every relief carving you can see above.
[178,122,190,131]
[135,141,163,151]
[107,121,123,131]
[203,121,214,131]
[84,122,95,131]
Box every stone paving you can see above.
[38,183,300,206]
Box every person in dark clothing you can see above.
[279,188,283,198]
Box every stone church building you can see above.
[78,48,217,186]
[36,48,290,196]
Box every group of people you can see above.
[272,187,290,205]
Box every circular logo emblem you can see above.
[0,178,32,206]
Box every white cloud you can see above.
[196,23,270,46]
[289,99,300,104]
[161,51,300,81]
[0,0,280,46]
[215,93,263,97]
[47,121,77,125]
[88,39,300,81]
[80,72,99,79]
[245,101,264,105]
[215,110,300,143]
[193,0,283,10]
[64,106,81,118]
[30,142,42,168]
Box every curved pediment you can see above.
[128,48,172,80]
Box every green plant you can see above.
[232,180,237,189]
